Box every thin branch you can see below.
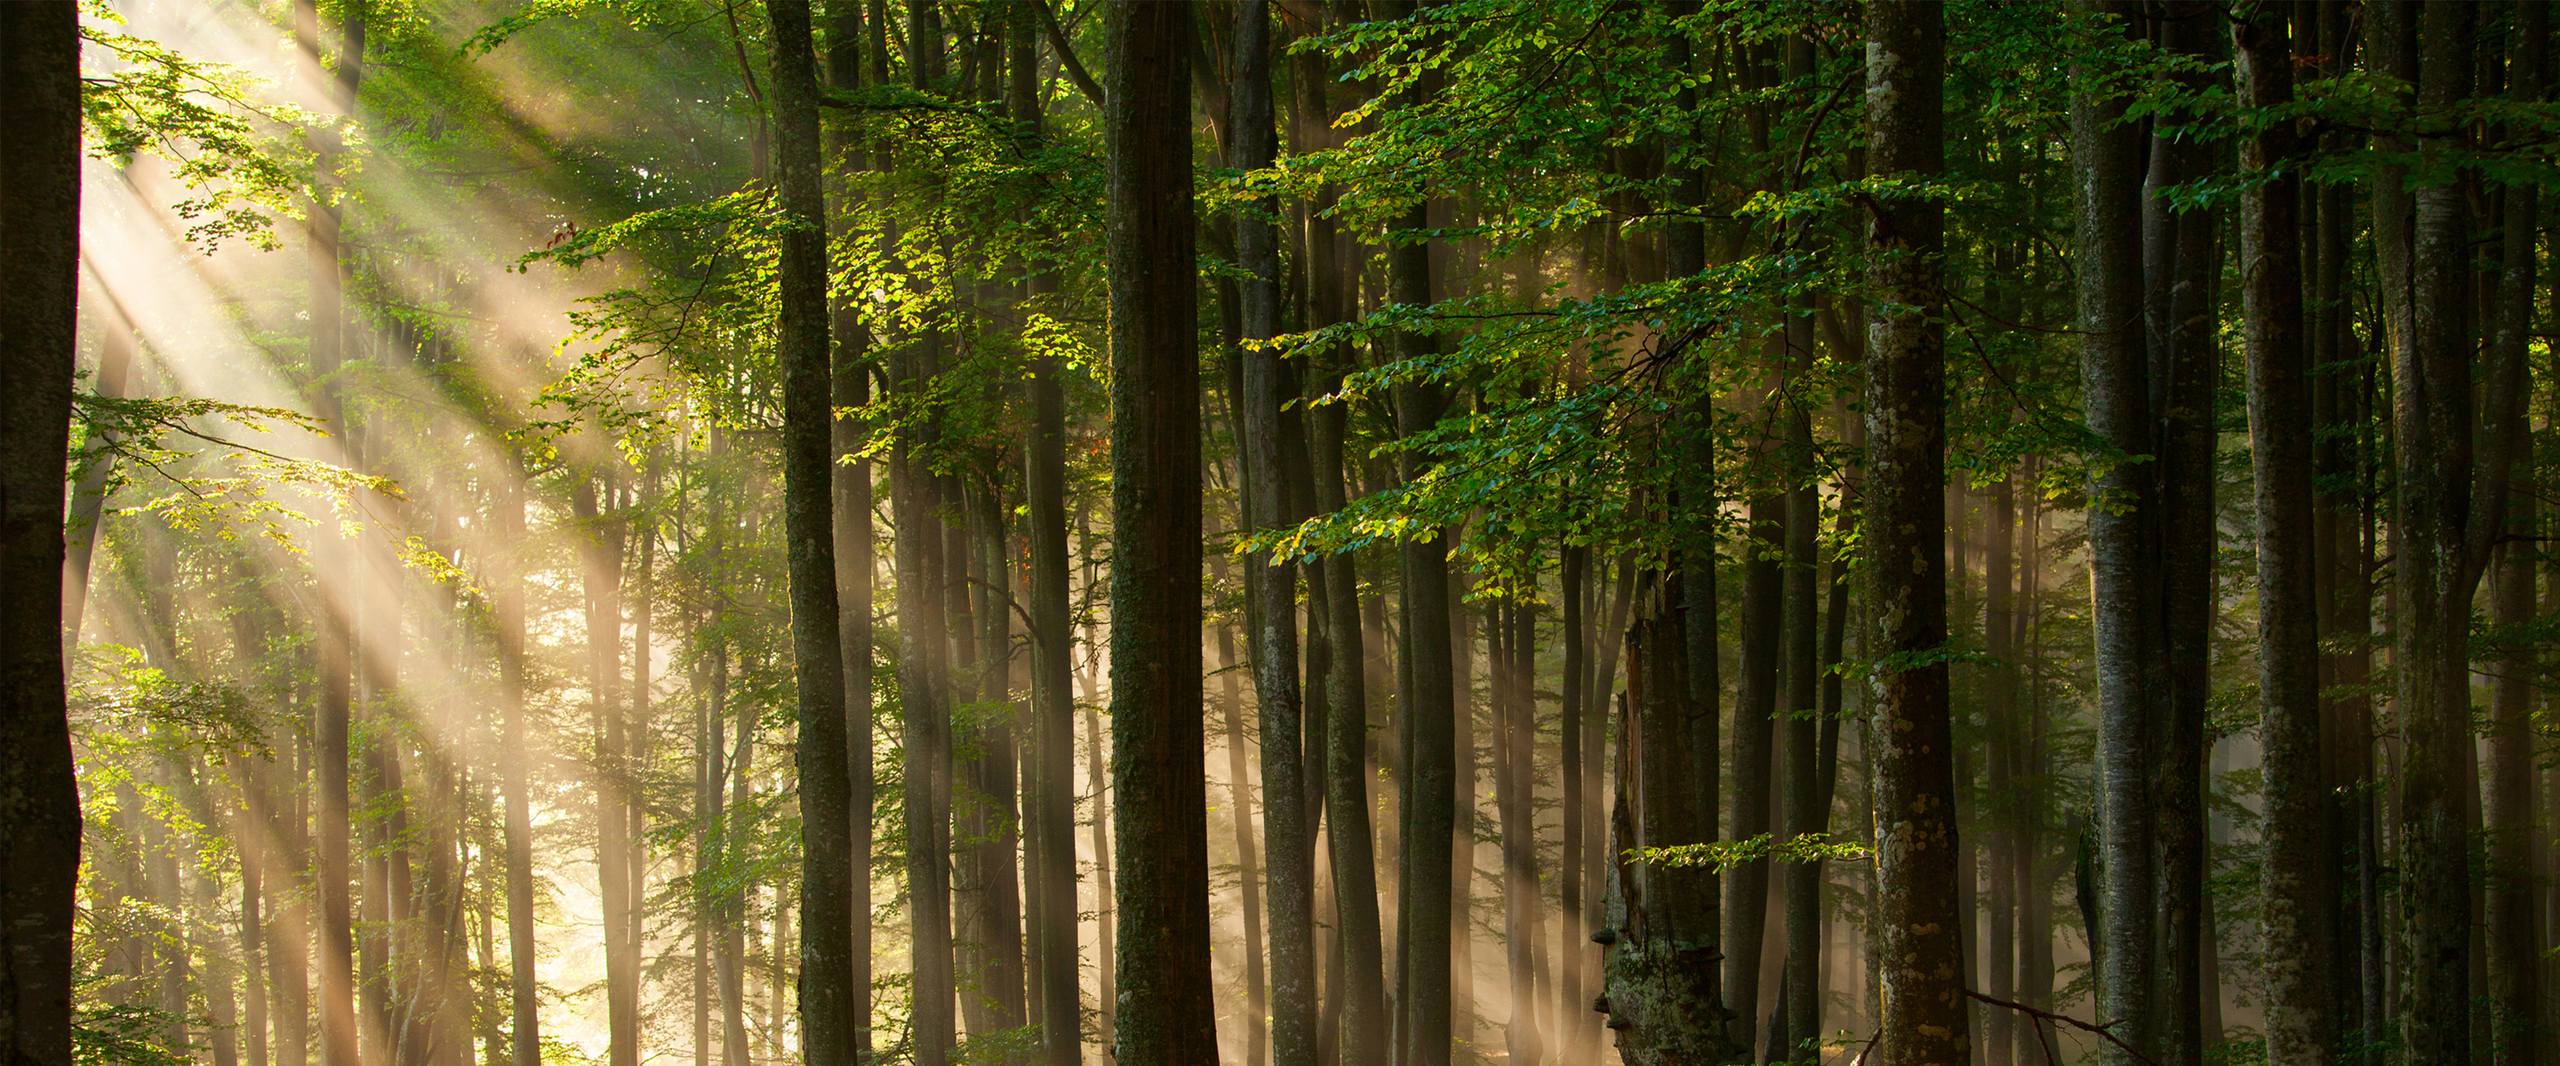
[1963,990,2155,1066]
[1035,0,1104,105]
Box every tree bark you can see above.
[2384,4,2509,1060]
[1377,7,1457,1057]
[2237,8,2339,1063]
[1101,4,1217,1060]
[2484,6,2545,1061]
[1865,5,1967,1063]
[823,2,878,1056]
[764,2,859,1063]
[1228,6,1318,1060]
[2069,5,2162,1060]
[1010,8,1079,1062]
[1597,582,1732,1065]
[1298,93,1387,1055]
[0,5,82,1062]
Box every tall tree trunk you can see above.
[890,6,958,1059]
[494,458,538,1066]
[2383,4,2512,1059]
[1778,238,1821,1066]
[570,480,638,1066]
[1450,567,1476,1055]
[1010,9,1078,1063]
[2484,6,2545,1061]
[1298,97,1387,1056]
[2237,8,2339,1063]
[1657,21,1722,1054]
[1100,5,1216,1061]
[822,1,878,1057]
[2071,4,2162,1060]
[0,8,82,1065]
[1072,504,1118,1055]
[1559,547,1591,1062]
[765,2,858,1060]
[1865,5,1967,1063]
[297,2,364,1064]
[1228,6,1318,1060]
[1378,7,1457,1057]
[2143,14,2221,1065]
[1494,600,1541,1066]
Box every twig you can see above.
[1964,989,2155,1066]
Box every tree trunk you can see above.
[1377,9,1457,1056]
[491,454,539,1066]
[1865,5,1967,1063]
[2070,4,2161,1060]
[297,2,363,1064]
[2484,6,2545,1061]
[1559,547,1591,1060]
[2237,8,2339,1063]
[1100,4,1217,1060]
[1228,6,1318,1060]
[1494,599,1542,1066]
[1214,586,1269,1066]
[1300,134,1387,1060]
[1003,15,1079,1066]
[763,2,858,1061]
[2142,14,2221,1064]
[2384,4,2510,1060]
[1597,581,1733,1065]
[822,2,879,1057]
[0,6,82,1065]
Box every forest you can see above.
[2,0,2556,1064]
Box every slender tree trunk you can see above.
[1450,567,1476,1056]
[491,454,538,1066]
[1559,547,1590,1062]
[1726,490,1779,1064]
[2484,7,2545,1061]
[1101,6,1217,1060]
[764,3,858,1062]
[1301,140,1387,1060]
[2237,8,2339,1063]
[1492,600,1541,1066]
[1865,5,1967,1063]
[1228,7,1317,1059]
[297,3,363,1064]
[822,2,878,1056]
[60,290,138,645]
[1214,585,1269,1066]
[1009,13,1078,1064]
[1376,11,1457,1057]
[1778,279,1821,1066]
[2143,15,2221,1065]
[2071,5,2162,1060]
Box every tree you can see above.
[1864,3,1968,1063]
[1011,4,1079,1061]
[1101,3,1216,1062]
[2235,6,2336,1062]
[762,0,859,1062]
[1226,6,1317,1063]
[0,5,82,1065]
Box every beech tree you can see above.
[31,5,2560,1066]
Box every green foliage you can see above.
[79,2,311,251]
[1626,831,1872,873]
[73,391,399,550]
